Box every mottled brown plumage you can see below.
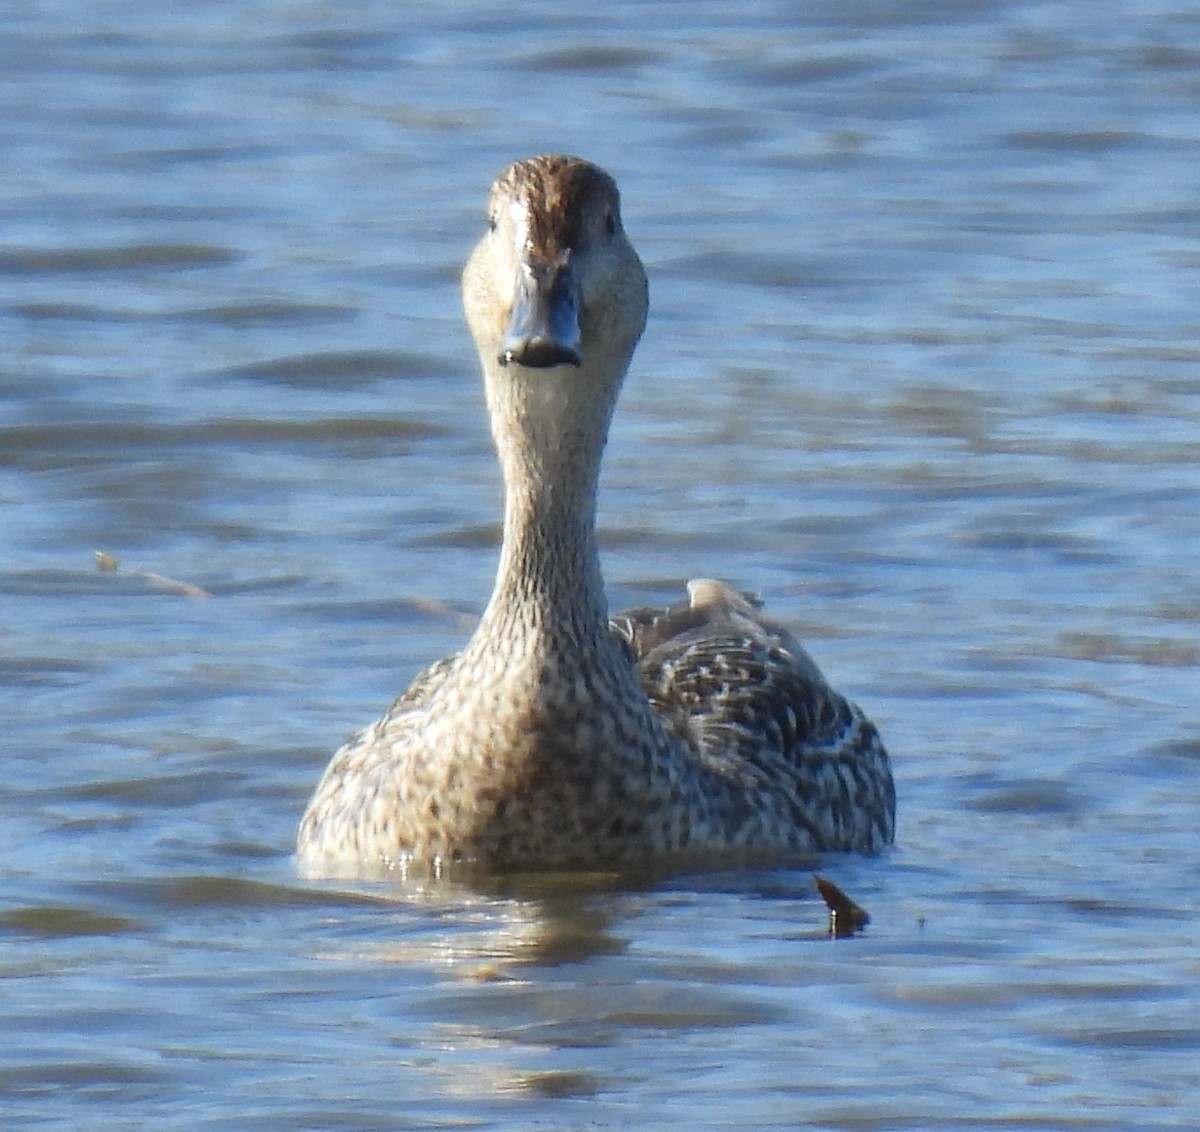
[296,155,895,877]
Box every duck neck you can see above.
[477,361,616,648]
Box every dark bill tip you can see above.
[500,338,583,368]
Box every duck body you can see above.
[296,155,895,876]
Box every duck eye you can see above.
[488,211,498,233]
[604,211,618,237]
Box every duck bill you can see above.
[500,254,582,368]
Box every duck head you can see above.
[462,154,648,385]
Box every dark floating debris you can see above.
[814,874,871,939]
[94,550,211,598]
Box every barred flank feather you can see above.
[614,580,894,853]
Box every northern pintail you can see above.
[296,154,895,875]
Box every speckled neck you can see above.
[475,355,618,650]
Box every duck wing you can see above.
[611,579,895,851]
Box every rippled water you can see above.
[2,1,1198,1128]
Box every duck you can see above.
[296,154,895,876]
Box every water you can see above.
[2,0,1198,1127]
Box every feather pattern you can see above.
[613,580,894,853]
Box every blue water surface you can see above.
[1,1,1198,1128]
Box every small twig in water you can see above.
[94,550,211,598]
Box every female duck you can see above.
[297,155,895,875]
